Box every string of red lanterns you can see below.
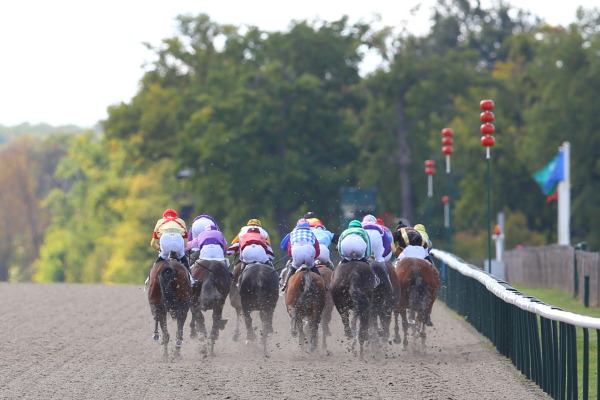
[480,100,495,152]
[424,159,435,198]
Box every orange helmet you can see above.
[307,218,323,228]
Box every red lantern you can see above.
[480,123,495,135]
[442,195,450,204]
[481,135,495,147]
[442,146,454,155]
[480,99,494,111]
[425,167,435,175]
[480,112,495,123]
[441,128,453,137]
[442,137,453,146]
[424,160,435,168]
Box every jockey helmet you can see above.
[362,214,377,223]
[414,224,427,233]
[348,220,362,228]
[307,218,323,228]
[247,219,262,227]
[304,211,316,219]
[296,218,310,229]
[163,209,178,218]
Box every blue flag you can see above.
[532,150,564,196]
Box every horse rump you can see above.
[156,259,191,319]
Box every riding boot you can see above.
[310,265,329,291]
[280,267,297,292]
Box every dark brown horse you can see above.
[189,256,232,357]
[229,260,244,342]
[284,267,326,353]
[393,257,439,350]
[369,258,398,345]
[147,254,191,361]
[330,259,376,359]
[238,262,280,356]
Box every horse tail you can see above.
[298,270,318,307]
[200,272,222,310]
[157,263,178,314]
[409,267,426,311]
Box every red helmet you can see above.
[163,209,178,218]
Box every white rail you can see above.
[432,248,600,330]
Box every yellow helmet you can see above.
[247,219,262,227]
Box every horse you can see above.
[393,256,439,350]
[369,258,398,345]
[238,262,280,356]
[147,253,191,361]
[284,266,326,353]
[330,259,376,359]
[229,259,245,342]
[188,254,232,357]
[315,264,334,353]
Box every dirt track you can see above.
[1,282,549,399]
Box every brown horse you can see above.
[147,254,191,361]
[284,267,326,353]
[238,262,280,356]
[316,264,334,353]
[189,256,232,357]
[330,259,376,360]
[393,257,439,350]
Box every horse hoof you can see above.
[232,333,240,342]
[218,319,228,330]
[190,332,197,339]
[152,334,160,342]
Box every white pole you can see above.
[557,142,570,245]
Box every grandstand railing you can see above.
[432,249,600,400]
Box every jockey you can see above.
[393,226,428,261]
[188,214,219,243]
[377,218,396,262]
[309,219,335,269]
[337,220,372,263]
[185,224,228,261]
[226,218,271,256]
[279,218,323,292]
[361,214,392,263]
[229,226,274,287]
[149,208,194,285]
[413,223,435,264]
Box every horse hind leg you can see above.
[259,309,275,358]
[172,310,187,360]
[158,316,170,361]
[243,310,257,344]
[392,310,402,344]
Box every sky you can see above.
[0,0,598,128]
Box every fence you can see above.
[504,245,600,307]
[432,249,600,400]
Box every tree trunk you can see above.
[395,97,413,223]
